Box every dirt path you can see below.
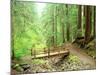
[65,43,96,69]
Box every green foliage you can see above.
[15,48,30,60]
[68,54,80,63]
[12,1,48,59]
[32,59,48,65]
[11,1,80,59]
[12,1,95,60]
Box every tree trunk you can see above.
[55,5,57,45]
[52,7,55,46]
[93,6,96,37]
[90,6,92,36]
[83,6,86,17]
[85,6,91,44]
[11,2,15,60]
[65,5,70,41]
[11,39,15,60]
[61,6,65,43]
[78,5,82,29]
[67,24,70,41]
[62,23,65,43]
[77,5,82,37]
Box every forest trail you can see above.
[15,43,96,74]
[19,43,96,69]
[65,43,96,68]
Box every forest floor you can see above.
[65,43,96,68]
[11,42,96,74]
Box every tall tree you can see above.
[85,6,91,44]
[52,6,55,46]
[11,0,16,60]
[62,7,65,43]
[83,6,86,17]
[93,6,96,37]
[77,5,82,37]
[55,5,57,45]
[65,5,70,41]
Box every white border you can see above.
[0,0,99,75]
[0,0,10,75]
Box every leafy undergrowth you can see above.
[11,54,95,74]
[84,39,96,59]
[56,54,93,71]
[84,49,96,59]
[32,59,48,65]
[32,59,53,73]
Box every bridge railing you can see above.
[31,45,69,59]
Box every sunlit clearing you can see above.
[35,3,46,17]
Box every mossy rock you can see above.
[12,64,24,72]
[16,66,24,72]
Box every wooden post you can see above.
[31,48,33,56]
[58,46,61,56]
[48,48,50,58]
[44,48,46,53]
[33,49,36,58]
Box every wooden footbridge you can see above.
[31,46,69,59]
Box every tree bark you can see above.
[55,5,57,45]
[65,5,70,41]
[77,5,82,37]
[78,5,82,29]
[93,6,96,37]
[83,6,86,17]
[11,2,15,60]
[67,24,70,41]
[62,23,65,43]
[85,6,91,44]
[52,7,55,46]
[11,38,15,60]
